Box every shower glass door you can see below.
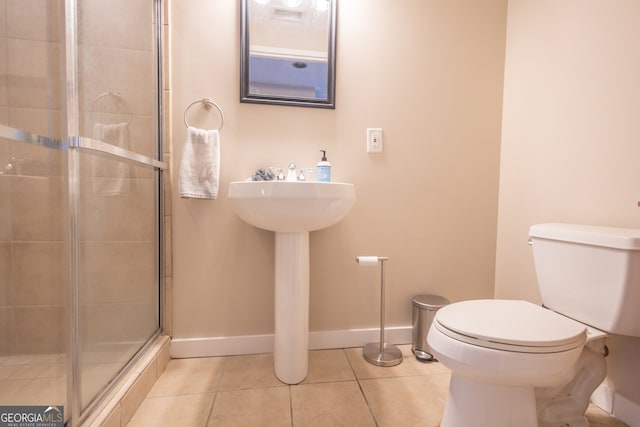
[0,0,164,423]
[72,0,163,415]
[0,0,68,412]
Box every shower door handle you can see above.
[75,136,167,170]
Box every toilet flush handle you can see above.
[527,238,533,246]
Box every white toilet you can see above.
[427,223,640,427]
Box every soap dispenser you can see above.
[317,150,331,182]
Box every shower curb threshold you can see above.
[79,334,171,427]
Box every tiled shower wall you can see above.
[0,0,163,356]
[75,0,159,355]
[0,0,66,355]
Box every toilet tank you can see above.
[529,223,640,337]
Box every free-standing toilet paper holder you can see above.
[356,256,403,367]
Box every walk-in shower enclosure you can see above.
[0,0,165,424]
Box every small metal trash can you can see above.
[412,294,450,361]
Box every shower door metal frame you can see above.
[63,0,166,424]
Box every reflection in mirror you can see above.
[241,0,337,108]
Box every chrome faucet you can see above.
[0,157,26,175]
[286,163,297,181]
[269,167,284,181]
[269,163,311,181]
[297,168,313,181]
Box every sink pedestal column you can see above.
[274,231,309,384]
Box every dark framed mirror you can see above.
[240,0,337,109]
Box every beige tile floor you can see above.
[0,345,142,410]
[127,345,627,427]
[0,353,66,406]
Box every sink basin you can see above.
[228,181,356,232]
[228,180,356,384]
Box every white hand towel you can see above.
[179,127,220,199]
[92,122,135,196]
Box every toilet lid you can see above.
[435,299,586,353]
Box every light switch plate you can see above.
[366,128,383,153]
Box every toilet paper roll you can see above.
[356,256,379,266]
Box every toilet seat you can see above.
[434,299,586,353]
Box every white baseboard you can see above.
[613,391,640,426]
[170,326,412,359]
[592,383,640,426]
[592,383,614,413]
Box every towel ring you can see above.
[183,98,224,131]
[90,91,132,124]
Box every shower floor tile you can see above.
[126,344,629,427]
[0,354,66,406]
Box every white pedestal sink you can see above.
[228,181,356,384]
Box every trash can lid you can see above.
[412,294,450,309]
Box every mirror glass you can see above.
[241,0,337,108]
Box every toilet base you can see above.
[441,375,537,427]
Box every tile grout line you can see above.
[342,348,380,427]
[287,385,294,427]
[203,354,228,426]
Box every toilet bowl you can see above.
[426,223,640,427]
[428,299,603,427]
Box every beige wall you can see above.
[496,0,640,410]
[170,0,506,340]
